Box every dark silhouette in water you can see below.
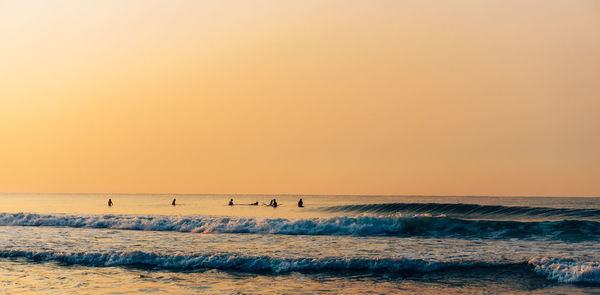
[250,201,259,205]
[108,199,113,207]
[298,198,304,207]
[265,199,278,207]
[172,198,176,206]
[228,199,234,206]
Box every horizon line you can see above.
[0,192,598,198]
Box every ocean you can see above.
[0,194,598,294]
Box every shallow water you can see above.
[0,194,599,294]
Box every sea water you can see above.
[0,194,598,294]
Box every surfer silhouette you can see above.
[228,199,234,206]
[108,199,113,207]
[272,199,278,208]
[172,198,176,206]
[298,198,303,207]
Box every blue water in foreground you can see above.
[0,194,598,294]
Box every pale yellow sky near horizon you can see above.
[1,0,599,196]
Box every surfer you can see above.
[269,199,274,206]
[172,198,176,206]
[272,199,278,208]
[228,199,234,206]
[298,198,303,207]
[250,201,259,205]
[108,199,113,207]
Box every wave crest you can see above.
[0,212,599,241]
[1,249,598,283]
[324,203,600,220]
[0,249,447,273]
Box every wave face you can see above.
[0,212,599,241]
[324,203,600,220]
[0,249,597,284]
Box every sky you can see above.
[0,0,599,196]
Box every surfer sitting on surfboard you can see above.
[264,199,279,207]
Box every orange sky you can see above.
[1,0,599,196]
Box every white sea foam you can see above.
[529,257,600,284]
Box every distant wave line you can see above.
[322,203,600,220]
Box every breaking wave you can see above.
[0,212,599,241]
[0,249,446,273]
[0,249,597,283]
[529,257,600,284]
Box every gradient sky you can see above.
[1,0,599,196]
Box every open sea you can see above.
[0,193,598,294]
